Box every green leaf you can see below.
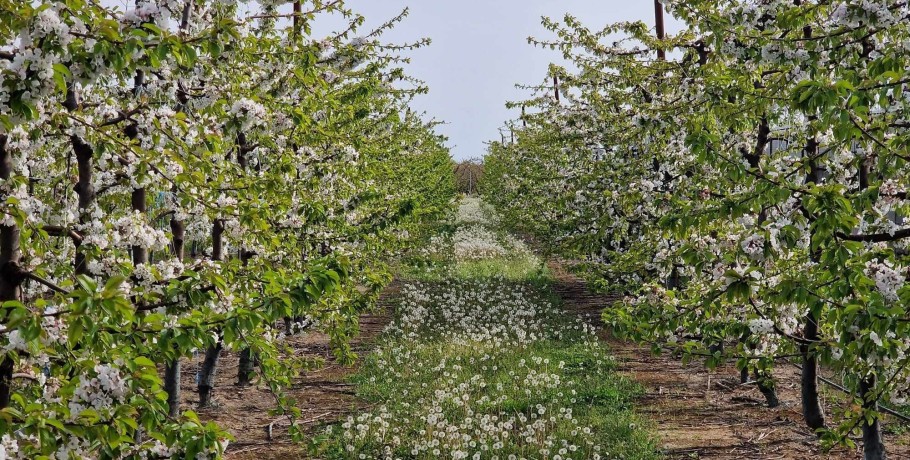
[134,356,155,368]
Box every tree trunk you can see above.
[180,0,194,31]
[666,265,681,290]
[163,217,185,416]
[162,0,192,407]
[197,219,225,407]
[861,375,887,460]
[237,348,255,386]
[0,359,12,409]
[236,248,255,386]
[171,218,185,260]
[0,135,22,409]
[211,219,224,261]
[72,137,94,275]
[754,369,780,408]
[164,362,181,416]
[708,340,723,355]
[234,131,255,386]
[800,311,825,431]
[739,331,751,384]
[128,143,147,265]
[197,341,222,407]
[800,133,826,433]
[63,86,95,276]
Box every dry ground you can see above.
[168,283,399,460]
[549,260,910,460]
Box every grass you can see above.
[325,336,656,459]
[454,255,551,284]
[397,251,550,284]
[311,199,659,459]
[397,219,551,284]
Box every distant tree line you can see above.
[455,160,483,195]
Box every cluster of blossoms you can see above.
[228,98,268,130]
[747,318,775,335]
[113,212,171,251]
[0,434,19,460]
[68,364,129,420]
[453,226,509,261]
[739,233,765,261]
[865,259,905,302]
[455,197,499,225]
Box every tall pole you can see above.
[553,75,560,103]
[292,1,301,39]
[654,0,666,61]
[653,1,676,288]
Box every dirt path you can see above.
[548,261,910,460]
[175,283,399,460]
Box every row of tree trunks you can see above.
[161,0,194,415]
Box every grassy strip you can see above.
[311,201,659,459]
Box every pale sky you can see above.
[102,0,685,161]
[314,1,685,161]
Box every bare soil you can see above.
[171,283,398,460]
[548,260,910,460]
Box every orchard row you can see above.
[484,2,910,459]
[0,2,455,459]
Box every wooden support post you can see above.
[553,75,560,103]
[293,1,302,39]
[654,0,666,61]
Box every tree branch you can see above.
[836,228,910,243]
[24,272,68,294]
